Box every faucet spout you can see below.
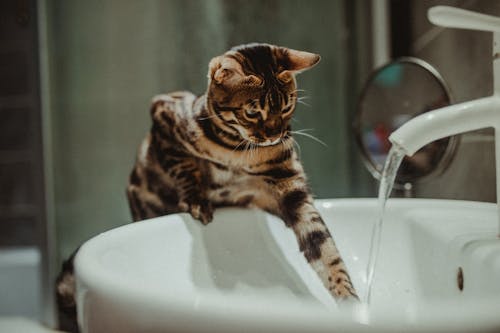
[389,96,500,156]
[390,95,500,236]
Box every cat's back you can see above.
[148,90,202,153]
[151,90,198,118]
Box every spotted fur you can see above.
[127,43,358,300]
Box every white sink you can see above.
[75,199,500,333]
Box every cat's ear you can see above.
[280,48,321,74]
[208,55,262,86]
[208,56,244,85]
[208,56,223,82]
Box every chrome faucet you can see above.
[389,6,500,234]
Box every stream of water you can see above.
[363,145,406,305]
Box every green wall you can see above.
[43,0,374,260]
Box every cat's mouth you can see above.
[247,136,282,147]
[239,130,286,147]
[256,137,282,146]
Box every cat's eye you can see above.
[282,105,293,115]
[245,109,260,118]
[244,75,263,86]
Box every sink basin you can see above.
[75,199,500,333]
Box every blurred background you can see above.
[0,0,498,329]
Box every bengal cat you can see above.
[126,43,358,300]
[56,43,358,332]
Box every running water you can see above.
[363,145,406,305]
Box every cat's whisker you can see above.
[291,137,302,156]
[281,136,294,151]
[243,141,252,162]
[297,99,311,108]
[232,139,247,153]
[250,143,254,160]
[244,141,250,159]
[293,128,315,133]
[291,89,309,101]
[242,141,248,159]
[290,130,328,147]
[249,142,254,160]
[250,142,258,160]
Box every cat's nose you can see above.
[264,126,282,137]
[267,89,282,112]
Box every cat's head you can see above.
[206,43,320,146]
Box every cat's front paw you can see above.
[180,199,214,225]
[328,278,358,301]
[190,201,214,225]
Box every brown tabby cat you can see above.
[56,43,358,332]
[126,43,358,300]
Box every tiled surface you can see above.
[0,0,42,248]
[0,317,61,333]
[0,248,41,318]
[0,50,29,96]
[0,162,35,206]
[0,108,32,150]
[0,217,36,246]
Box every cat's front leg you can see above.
[170,161,214,225]
[154,143,213,224]
[279,189,358,301]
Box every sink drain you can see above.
[457,267,464,291]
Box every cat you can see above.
[126,43,358,300]
[56,43,358,332]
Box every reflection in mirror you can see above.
[355,57,458,186]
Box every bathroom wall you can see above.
[40,0,374,261]
[401,0,499,202]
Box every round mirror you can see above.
[355,57,458,186]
